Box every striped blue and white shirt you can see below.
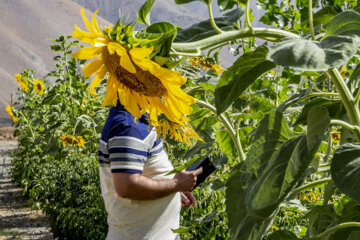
[98,102,181,240]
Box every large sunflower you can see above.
[72,8,200,143]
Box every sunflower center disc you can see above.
[102,47,167,97]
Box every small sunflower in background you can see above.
[187,56,225,75]
[5,105,18,123]
[331,130,341,144]
[72,8,201,145]
[14,73,29,92]
[75,136,86,148]
[340,66,347,78]
[33,79,45,95]
[60,135,86,148]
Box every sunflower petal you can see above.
[129,47,153,59]
[120,53,136,73]
[72,46,102,60]
[91,9,101,33]
[83,55,104,78]
[107,42,126,55]
[89,66,107,94]
[73,29,94,44]
[14,73,21,83]
[74,25,104,39]
[102,75,119,107]
[81,8,96,33]
[125,91,141,119]
[107,43,136,73]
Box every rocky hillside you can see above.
[0,0,108,121]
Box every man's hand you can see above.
[181,191,196,208]
[174,167,203,192]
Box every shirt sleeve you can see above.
[108,125,150,174]
[149,138,164,156]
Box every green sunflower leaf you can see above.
[267,36,360,72]
[174,8,244,43]
[331,143,360,202]
[138,21,177,57]
[217,0,238,10]
[348,63,360,94]
[324,10,360,39]
[215,46,276,115]
[226,107,330,239]
[175,0,209,4]
[137,0,156,26]
[267,230,299,240]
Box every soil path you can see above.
[0,139,53,240]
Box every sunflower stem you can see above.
[291,178,332,196]
[208,0,223,34]
[308,92,340,98]
[323,132,332,163]
[308,0,315,40]
[171,28,299,53]
[327,69,360,141]
[207,42,231,56]
[196,99,246,162]
[18,111,35,141]
[170,47,202,57]
[310,222,360,239]
[330,119,360,132]
[355,89,360,104]
[245,0,254,34]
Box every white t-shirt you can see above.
[98,105,181,240]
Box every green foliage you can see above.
[226,107,330,239]
[137,0,155,26]
[267,230,299,240]
[217,0,238,11]
[267,36,360,72]
[138,21,178,57]
[174,8,244,43]
[175,0,209,5]
[348,63,360,94]
[324,10,360,38]
[331,143,360,202]
[215,46,276,114]
[11,36,108,239]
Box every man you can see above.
[98,102,202,240]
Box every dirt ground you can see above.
[0,136,53,240]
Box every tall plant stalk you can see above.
[196,99,246,162]
[327,69,360,141]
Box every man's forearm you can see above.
[113,173,179,200]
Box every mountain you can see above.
[0,0,109,123]
[71,0,208,28]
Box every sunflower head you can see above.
[72,8,200,145]
[187,57,225,75]
[331,130,341,143]
[76,136,86,147]
[5,105,18,123]
[60,135,76,146]
[33,79,45,95]
[340,66,347,78]
[60,135,86,147]
[15,73,29,92]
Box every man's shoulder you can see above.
[101,107,155,143]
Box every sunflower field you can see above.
[7,0,360,239]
